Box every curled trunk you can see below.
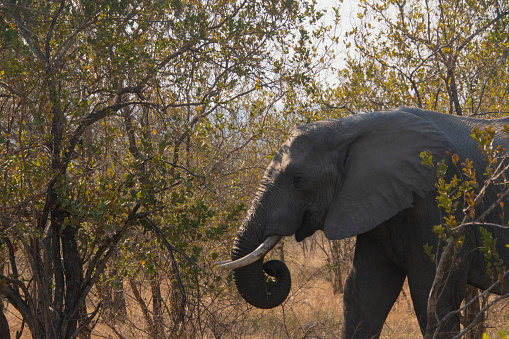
[231,225,291,309]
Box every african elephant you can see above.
[218,107,509,338]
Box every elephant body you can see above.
[225,108,509,338]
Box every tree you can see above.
[0,0,333,337]
[322,0,509,116]
[420,126,509,338]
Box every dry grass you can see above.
[6,233,509,338]
[240,234,423,339]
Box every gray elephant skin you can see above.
[223,107,509,338]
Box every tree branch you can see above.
[457,11,509,53]
[5,0,47,62]
[45,0,66,61]
[141,217,191,337]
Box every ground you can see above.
[5,233,509,338]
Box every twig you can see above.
[319,94,354,115]
[141,217,199,269]
[436,269,509,338]
[159,160,215,193]
[428,154,509,337]
[68,302,101,339]
[452,292,509,339]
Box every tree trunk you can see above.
[129,277,158,339]
[78,302,91,339]
[330,240,343,295]
[61,224,83,338]
[113,274,127,322]
[462,285,485,339]
[169,275,184,336]
[150,273,164,337]
[0,302,10,339]
[278,241,285,263]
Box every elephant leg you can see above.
[407,266,467,338]
[342,236,406,339]
[407,272,433,335]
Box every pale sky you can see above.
[315,0,361,85]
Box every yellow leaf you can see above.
[452,154,459,165]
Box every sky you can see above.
[326,0,360,33]
[314,0,362,85]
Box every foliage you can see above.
[320,0,509,116]
[421,125,509,338]
[0,0,336,337]
[484,330,509,339]
[2,0,507,337]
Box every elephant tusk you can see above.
[215,235,282,269]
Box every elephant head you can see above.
[218,108,449,309]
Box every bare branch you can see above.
[45,0,66,60]
[457,11,509,53]
[159,160,215,193]
[319,94,355,114]
[141,217,191,337]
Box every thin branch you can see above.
[2,166,99,211]
[45,0,66,60]
[128,277,157,338]
[141,217,199,269]
[63,91,144,169]
[68,302,101,339]
[454,221,509,231]
[452,293,509,339]
[51,18,95,70]
[140,217,191,339]
[462,156,509,219]
[319,94,354,115]
[83,204,142,285]
[0,1,53,17]
[65,206,148,334]
[5,0,47,62]
[0,276,36,336]
[456,11,509,53]
[436,270,509,339]
[0,81,23,98]
[159,160,215,193]
[427,154,509,337]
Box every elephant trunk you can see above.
[230,212,291,309]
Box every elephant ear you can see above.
[324,109,450,240]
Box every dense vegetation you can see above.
[0,0,508,338]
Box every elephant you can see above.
[217,107,509,338]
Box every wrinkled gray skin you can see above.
[229,107,509,338]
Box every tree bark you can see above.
[331,240,343,295]
[150,273,164,337]
[113,274,127,322]
[0,302,10,339]
[462,286,485,339]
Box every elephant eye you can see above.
[292,176,303,189]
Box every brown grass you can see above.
[6,232,509,338]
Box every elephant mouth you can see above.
[295,208,322,242]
